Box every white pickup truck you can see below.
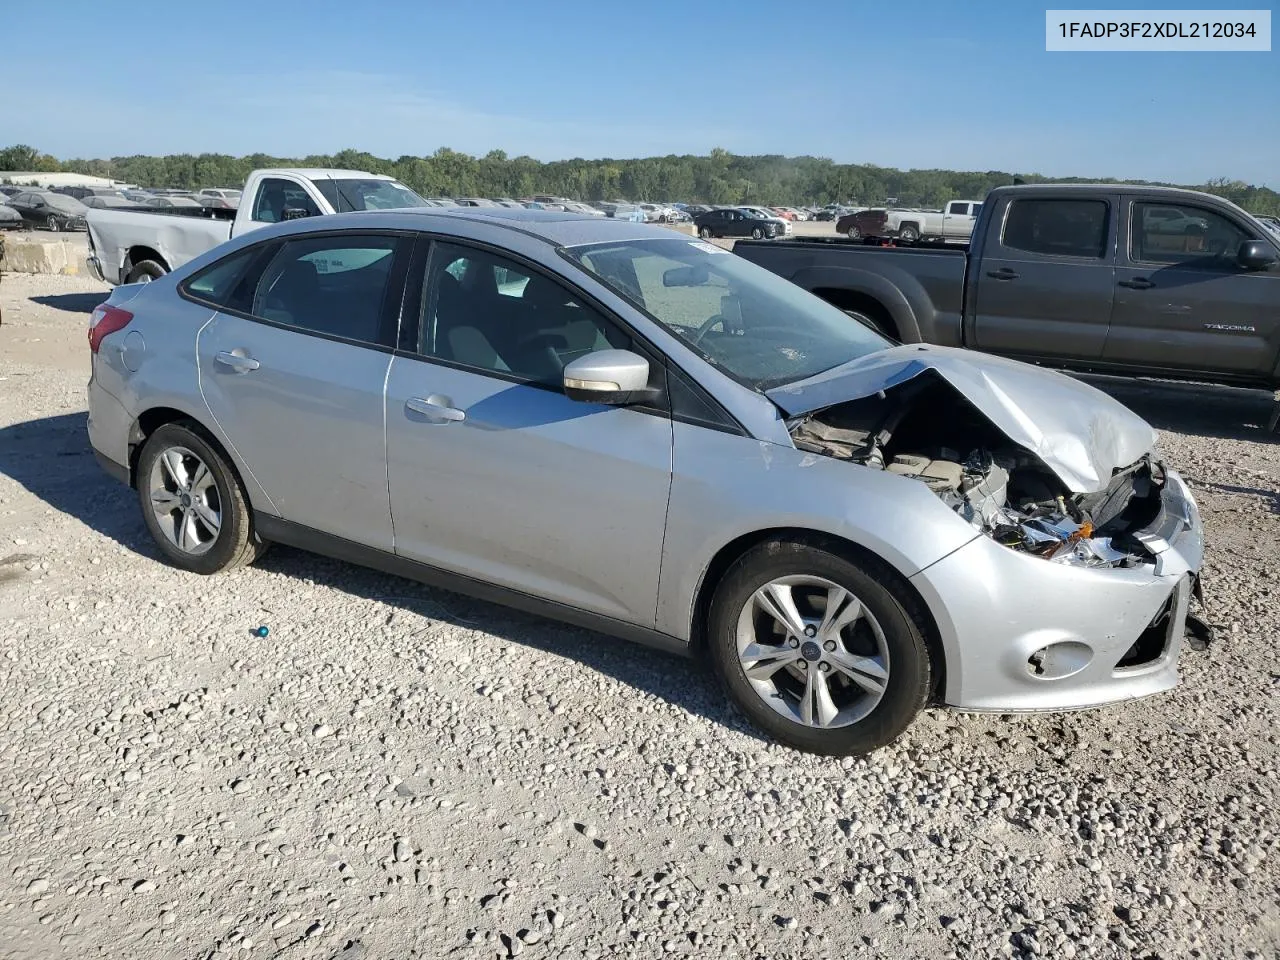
[86,168,428,284]
[843,199,984,242]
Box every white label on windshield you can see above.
[689,240,729,254]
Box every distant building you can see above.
[0,172,128,189]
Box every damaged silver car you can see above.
[89,213,1206,756]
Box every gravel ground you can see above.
[1,272,1278,959]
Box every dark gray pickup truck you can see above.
[736,184,1280,390]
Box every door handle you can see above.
[214,350,260,372]
[1119,277,1155,290]
[986,268,1019,280]
[406,395,466,423]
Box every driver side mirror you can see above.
[563,349,657,405]
[281,207,312,222]
[1238,239,1278,271]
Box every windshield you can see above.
[314,178,429,212]
[565,238,890,390]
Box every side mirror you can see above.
[281,207,312,222]
[1238,239,1278,271]
[563,349,655,405]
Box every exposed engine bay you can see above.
[789,371,1166,568]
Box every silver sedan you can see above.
[86,209,1205,754]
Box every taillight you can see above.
[88,304,133,353]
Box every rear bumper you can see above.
[913,470,1204,713]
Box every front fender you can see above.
[656,423,979,640]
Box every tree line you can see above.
[2,143,1277,215]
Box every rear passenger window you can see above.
[183,249,257,305]
[420,242,629,387]
[249,235,400,346]
[1001,199,1109,259]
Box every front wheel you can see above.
[846,226,860,239]
[708,538,931,755]
[136,422,268,575]
[698,225,713,239]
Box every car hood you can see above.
[766,344,1156,494]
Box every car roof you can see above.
[254,168,397,181]
[989,182,1228,203]
[270,206,689,246]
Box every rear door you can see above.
[969,194,1116,359]
[195,231,411,549]
[1104,197,1280,377]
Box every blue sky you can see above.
[4,0,1276,185]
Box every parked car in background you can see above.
[84,196,145,209]
[695,207,782,240]
[6,190,88,231]
[1258,215,1280,239]
[121,189,152,203]
[739,206,792,235]
[0,203,22,229]
[144,196,204,209]
[737,184,1280,392]
[0,185,24,199]
[85,207,1205,755]
[198,188,242,206]
[51,185,118,202]
[490,198,524,208]
[455,197,501,207]
[86,167,429,284]
[769,207,796,221]
[844,200,983,241]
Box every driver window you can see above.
[421,242,629,387]
[1131,202,1249,267]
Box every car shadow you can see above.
[0,411,755,743]
[29,292,107,315]
[1076,374,1276,442]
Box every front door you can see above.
[969,194,1116,360]
[1104,198,1280,377]
[196,232,409,550]
[384,241,673,624]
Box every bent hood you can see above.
[766,344,1156,494]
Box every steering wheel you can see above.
[690,313,731,344]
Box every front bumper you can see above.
[86,254,106,283]
[912,469,1204,712]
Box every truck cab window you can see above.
[252,178,320,224]
[1001,199,1108,259]
[1131,203,1250,266]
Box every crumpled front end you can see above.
[778,348,1207,713]
[912,469,1202,711]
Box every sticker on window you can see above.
[688,240,729,254]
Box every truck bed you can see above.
[734,236,968,347]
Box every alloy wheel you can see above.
[735,575,890,728]
[148,446,222,555]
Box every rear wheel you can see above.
[698,225,713,239]
[708,538,931,755]
[136,422,267,575]
[898,224,920,242]
[45,215,60,232]
[751,227,764,240]
[126,259,167,284]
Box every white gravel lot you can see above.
[1,272,1277,959]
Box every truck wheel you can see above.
[126,260,167,284]
[846,226,861,239]
[46,215,61,232]
[898,224,920,242]
[751,227,764,240]
[707,537,931,755]
[698,226,713,239]
[846,309,896,340]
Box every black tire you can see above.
[135,422,268,575]
[708,538,931,755]
[46,215,60,232]
[898,224,920,242]
[751,227,764,240]
[698,225,713,239]
[126,259,167,284]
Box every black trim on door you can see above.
[253,514,691,658]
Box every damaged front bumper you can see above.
[911,470,1205,713]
